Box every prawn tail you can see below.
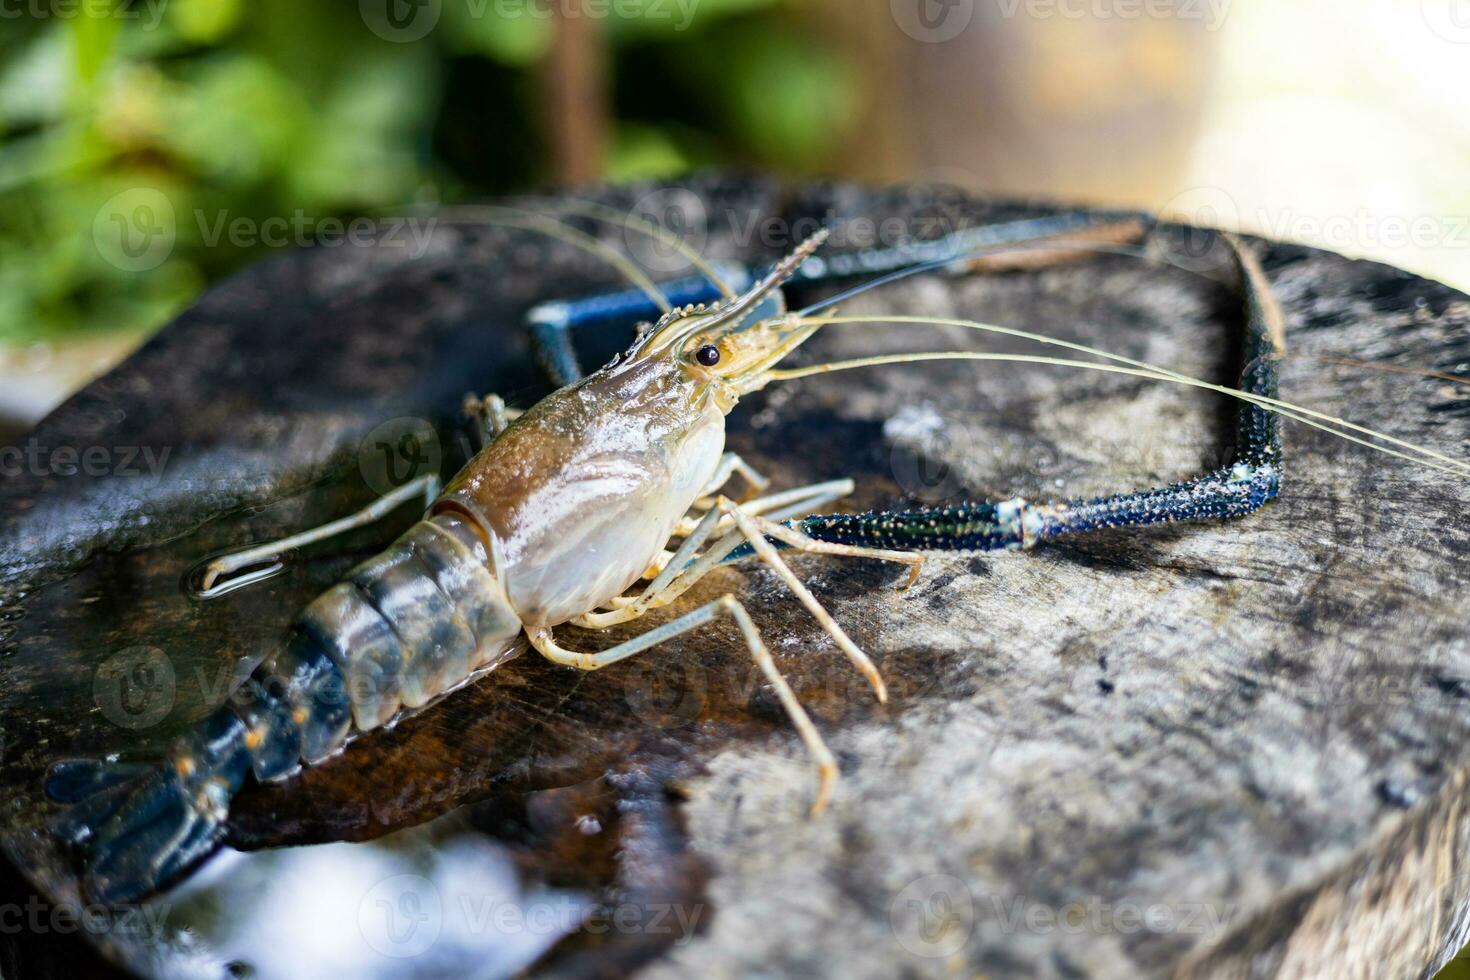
[41,510,522,905]
[45,706,252,905]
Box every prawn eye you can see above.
[695,344,722,367]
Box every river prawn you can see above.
[42,203,1470,906]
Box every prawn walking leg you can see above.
[584,489,914,630]
[696,451,770,499]
[674,477,854,538]
[736,510,925,589]
[720,499,892,701]
[204,386,524,596]
[198,473,441,595]
[543,496,919,809]
[602,478,856,609]
[463,391,521,447]
[530,595,839,812]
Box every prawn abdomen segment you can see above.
[267,512,525,738]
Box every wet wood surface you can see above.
[1,178,1468,979]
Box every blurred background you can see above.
[0,0,1467,433]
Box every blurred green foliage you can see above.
[0,0,855,344]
